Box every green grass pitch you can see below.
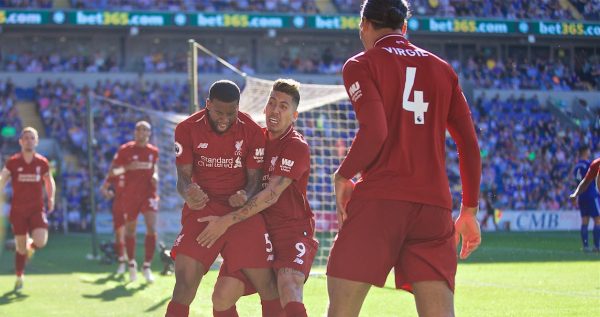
[0,231,599,316]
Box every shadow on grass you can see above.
[0,290,29,304]
[80,272,126,285]
[82,283,148,302]
[145,296,171,312]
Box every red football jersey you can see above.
[261,126,313,233]
[113,141,158,199]
[583,158,600,183]
[338,34,480,209]
[5,153,49,214]
[175,109,265,219]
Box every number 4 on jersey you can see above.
[403,67,429,124]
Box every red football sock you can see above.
[284,302,307,317]
[166,300,189,317]
[115,241,125,259]
[15,252,27,277]
[144,234,156,263]
[125,236,136,262]
[213,305,239,317]
[261,298,284,317]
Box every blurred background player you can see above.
[100,171,127,273]
[569,147,600,252]
[197,79,318,317]
[0,127,56,291]
[326,1,482,316]
[165,80,280,317]
[104,121,159,282]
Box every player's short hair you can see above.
[208,80,241,103]
[20,127,39,139]
[361,0,411,30]
[272,79,300,109]
[135,121,151,130]
[579,145,590,155]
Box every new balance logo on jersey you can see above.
[280,158,294,173]
[197,143,208,149]
[348,81,362,102]
[17,167,23,172]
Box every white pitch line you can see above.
[460,280,600,299]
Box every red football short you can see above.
[171,205,272,274]
[10,208,48,235]
[122,194,159,222]
[326,199,457,292]
[219,226,319,296]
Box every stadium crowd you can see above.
[4,77,596,231]
[68,0,318,13]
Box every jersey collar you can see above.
[374,33,407,48]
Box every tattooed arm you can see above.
[196,175,293,247]
[229,168,263,207]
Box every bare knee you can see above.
[413,281,454,317]
[172,256,205,305]
[212,277,244,310]
[243,268,278,300]
[278,269,305,305]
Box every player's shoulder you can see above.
[342,51,367,72]
[592,157,600,167]
[7,153,22,163]
[147,143,159,152]
[120,141,136,150]
[238,111,263,132]
[284,129,310,153]
[177,109,207,128]
[34,153,49,164]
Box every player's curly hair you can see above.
[209,80,240,103]
[361,0,411,30]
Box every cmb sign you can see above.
[485,210,580,231]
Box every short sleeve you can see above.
[175,122,193,165]
[41,157,50,175]
[342,57,382,117]
[272,139,309,181]
[245,126,266,170]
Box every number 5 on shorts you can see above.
[264,233,273,252]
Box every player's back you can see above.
[347,34,471,209]
[574,159,597,200]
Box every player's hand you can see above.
[569,192,578,204]
[454,205,481,260]
[228,190,247,207]
[47,198,55,214]
[101,184,114,199]
[333,173,354,229]
[196,215,230,248]
[185,183,209,210]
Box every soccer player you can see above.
[102,121,159,282]
[196,79,317,317]
[0,127,56,291]
[326,1,482,316]
[165,80,281,317]
[569,148,600,252]
[100,172,127,273]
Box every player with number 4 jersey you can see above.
[326,1,482,316]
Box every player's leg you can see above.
[30,227,48,249]
[115,225,127,274]
[592,215,600,252]
[142,210,157,282]
[277,268,307,317]
[13,234,28,290]
[412,281,454,317]
[581,215,590,251]
[326,276,371,317]
[211,275,245,316]
[167,254,208,317]
[124,218,138,281]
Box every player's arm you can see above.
[0,166,11,190]
[229,168,263,207]
[197,175,293,247]
[151,160,159,189]
[42,171,56,213]
[447,75,482,260]
[176,164,208,210]
[335,59,388,181]
[570,161,599,201]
